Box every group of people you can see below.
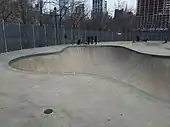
[133,36,148,42]
[76,36,98,45]
[133,35,168,44]
[133,36,148,43]
[87,36,98,45]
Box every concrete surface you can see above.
[1,41,170,127]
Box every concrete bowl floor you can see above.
[1,44,170,127]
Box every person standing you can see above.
[87,36,90,45]
[136,36,140,42]
[91,36,94,44]
[94,36,97,45]
[77,37,81,45]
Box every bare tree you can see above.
[37,0,55,25]
[13,0,36,24]
[70,4,89,29]
[114,0,126,10]
[111,0,136,32]
[0,0,17,22]
[48,0,84,27]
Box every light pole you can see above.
[39,0,43,26]
[54,7,61,44]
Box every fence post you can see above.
[57,26,60,45]
[102,31,103,42]
[18,23,22,49]
[32,25,35,48]
[112,32,114,41]
[125,30,127,41]
[84,30,86,43]
[77,29,81,39]
[63,27,65,45]
[2,20,7,52]
[71,28,73,44]
[44,24,47,46]
[97,31,98,42]
[54,25,57,45]
[132,31,134,41]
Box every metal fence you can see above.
[0,22,169,53]
[0,22,131,53]
[132,30,169,41]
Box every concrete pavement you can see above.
[1,41,170,127]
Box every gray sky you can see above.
[87,0,137,11]
[47,0,137,13]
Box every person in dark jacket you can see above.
[64,34,67,39]
[142,37,148,43]
[136,36,140,42]
[91,36,94,44]
[77,39,81,45]
[87,36,90,45]
[163,37,168,44]
[94,36,97,45]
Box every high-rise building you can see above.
[92,0,107,17]
[114,9,124,19]
[136,0,170,29]
[104,1,107,12]
[75,4,85,15]
[59,0,74,18]
[59,0,67,9]
[92,0,106,13]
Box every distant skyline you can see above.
[87,0,137,11]
[46,0,137,13]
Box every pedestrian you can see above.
[163,37,168,44]
[94,36,97,45]
[64,34,67,44]
[77,37,81,45]
[136,36,140,42]
[137,36,139,42]
[80,36,83,44]
[145,38,148,43]
[163,40,167,44]
[87,36,90,45]
[91,36,94,44]
[143,36,148,43]
[64,34,67,39]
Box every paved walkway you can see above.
[103,41,170,56]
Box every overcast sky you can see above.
[87,0,137,11]
[47,0,137,13]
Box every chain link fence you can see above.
[0,22,169,53]
[132,30,169,41]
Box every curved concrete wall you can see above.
[10,46,170,103]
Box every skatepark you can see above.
[0,41,170,127]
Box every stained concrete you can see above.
[1,42,170,127]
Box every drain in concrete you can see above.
[44,109,53,114]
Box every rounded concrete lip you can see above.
[9,42,170,66]
[7,44,170,103]
[8,44,170,75]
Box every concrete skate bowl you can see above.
[9,46,170,103]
